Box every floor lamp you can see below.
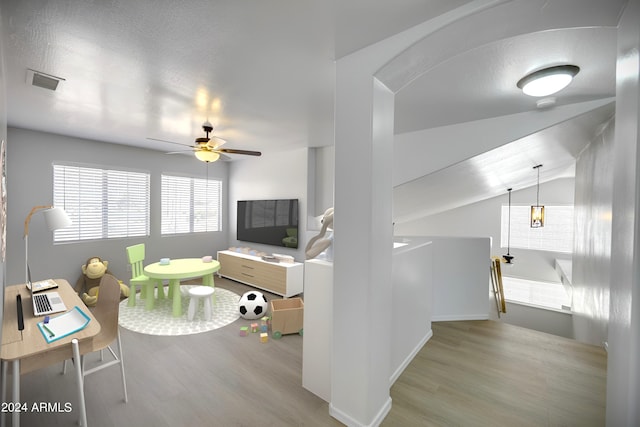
[24,205,72,284]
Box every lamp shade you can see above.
[43,207,72,231]
[195,150,220,163]
[517,65,580,97]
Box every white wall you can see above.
[304,238,435,402]
[0,8,7,338]
[572,119,614,346]
[427,236,490,321]
[308,146,334,225]
[6,127,230,286]
[607,0,640,424]
[302,259,333,402]
[228,147,310,262]
[395,178,574,284]
[390,237,433,384]
[497,302,573,338]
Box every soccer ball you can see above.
[238,291,268,319]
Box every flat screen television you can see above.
[237,199,299,248]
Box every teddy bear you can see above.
[75,256,130,306]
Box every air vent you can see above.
[26,69,65,91]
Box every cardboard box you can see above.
[270,297,304,337]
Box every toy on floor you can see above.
[269,298,304,339]
[75,256,130,307]
[238,291,268,320]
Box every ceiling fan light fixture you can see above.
[195,150,220,163]
[517,65,579,97]
[155,121,260,161]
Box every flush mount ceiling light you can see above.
[517,65,580,97]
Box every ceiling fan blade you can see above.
[165,150,194,154]
[208,136,227,149]
[147,137,194,147]
[218,148,262,156]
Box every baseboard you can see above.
[432,313,489,321]
[329,396,392,427]
[389,329,433,385]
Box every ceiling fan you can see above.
[148,122,262,163]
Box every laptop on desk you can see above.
[28,270,67,316]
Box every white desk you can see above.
[1,279,100,427]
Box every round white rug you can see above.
[118,285,240,336]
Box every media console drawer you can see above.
[217,250,303,297]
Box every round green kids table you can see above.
[144,258,220,317]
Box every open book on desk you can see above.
[37,306,91,343]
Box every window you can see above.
[502,276,571,311]
[53,164,150,242]
[161,174,222,234]
[501,205,574,253]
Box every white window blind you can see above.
[53,164,150,242]
[161,174,222,234]
[501,205,574,253]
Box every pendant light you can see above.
[503,188,514,264]
[531,164,544,228]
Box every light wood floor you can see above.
[13,278,606,427]
[382,321,607,427]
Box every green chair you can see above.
[126,243,163,310]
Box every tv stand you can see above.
[217,250,303,297]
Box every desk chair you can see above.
[63,274,128,403]
[126,243,163,310]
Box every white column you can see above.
[328,3,510,424]
[330,63,395,426]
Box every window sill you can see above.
[504,298,572,314]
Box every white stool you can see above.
[187,286,215,321]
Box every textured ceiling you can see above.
[0,0,629,219]
[2,0,467,154]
